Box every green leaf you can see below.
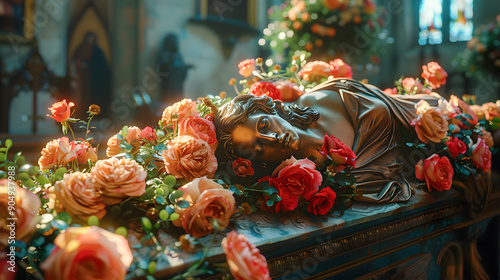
[116,134,124,140]
[154,144,167,151]
[54,167,68,177]
[229,185,243,195]
[115,226,128,238]
[50,219,68,230]
[169,190,184,202]
[266,200,274,207]
[263,185,278,196]
[147,261,157,275]
[30,236,45,247]
[141,217,152,232]
[163,175,176,188]
[159,209,169,221]
[119,142,133,152]
[18,164,39,176]
[169,213,180,221]
[176,200,189,208]
[87,215,99,226]
[156,188,164,196]
[155,195,167,204]
[121,126,129,136]
[0,153,6,162]
[109,205,122,217]
[21,179,35,188]
[12,151,21,162]
[55,212,72,225]
[5,139,12,149]
[269,194,281,202]
[140,188,156,200]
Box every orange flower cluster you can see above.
[38,137,97,170]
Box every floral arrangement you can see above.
[455,14,500,75]
[263,0,389,65]
[0,55,496,280]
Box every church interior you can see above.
[2,0,500,279]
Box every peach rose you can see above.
[173,177,236,237]
[329,58,353,79]
[401,77,423,94]
[160,99,198,127]
[178,116,219,151]
[74,141,97,164]
[480,127,494,148]
[298,61,333,83]
[470,105,485,120]
[91,158,147,205]
[437,99,458,119]
[52,172,106,221]
[471,138,492,172]
[41,226,133,280]
[273,80,304,102]
[38,137,78,170]
[47,100,74,123]
[39,139,59,170]
[163,135,217,181]
[383,88,397,95]
[482,102,500,121]
[415,154,454,192]
[422,62,448,89]
[238,59,256,77]
[221,231,270,280]
[411,108,449,144]
[106,126,142,157]
[0,180,40,251]
[449,95,478,127]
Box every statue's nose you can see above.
[259,133,278,143]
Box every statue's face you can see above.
[231,113,300,162]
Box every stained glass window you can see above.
[450,0,473,42]
[419,0,443,45]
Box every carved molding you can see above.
[266,204,463,277]
[436,242,463,280]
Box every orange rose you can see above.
[160,99,198,127]
[232,158,255,177]
[421,62,448,89]
[329,59,353,79]
[163,135,217,181]
[471,138,492,172]
[178,116,219,151]
[221,231,270,280]
[449,95,478,127]
[74,141,97,164]
[480,127,494,148]
[470,105,485,120]
[401,77,423,94]
[482,102,500,121]
[51,172,106,221]
[411,108,449,144]
[383,88,397,95]
[238,59,256,77]
[106,126,141,157]
[273,80,304,102]
[41,226,133,280]
[38,137,77,170]
[322,0,341,10]
[0,180,40,251]
[415,154,454,192]
[47,100,74,122]
[91,158,147,205]
[298,61,333,83]
[173,177,237,237]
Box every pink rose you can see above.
[411,108,449,144]
[480,127,494,148]
[415,154,454,192]
[329,58,353,78]
[139,126,157,144]
[163,135,217,181]
[41,226,133,280]
[298,61,333,83]
[306,187,337,215]
[273,80,304,102]
[238,59,256,77]
[383,88,397,95]
[160,98,199,127]
[74,141,97,164]
[422,62,448,89]
[471,138,492,172]
[482,102,500,121]
[221,231,270,280]
[178,116,219,151]
[232,158,255,177]
[173,177,237,237]
[320,134,357,172]
[274,158,322,197]
[446,136,467,158]
[0,180,41,251]
[401,77,423,94]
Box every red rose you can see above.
[446,136,467,158]
[415,154,454,192]
[47,100,74,123]
[471,138,492,172]
[383,87,397,95]
[250,82,282,100]
[321,134,356,172]
[238,59,256,78]
[273,80,304,102]
[422,62,448,89]
[232,158,255,177]
[306,187,336,215]
[275,158,322,197]
[139,126,157,144]
[260,177,298,213]
[329,59,352,79]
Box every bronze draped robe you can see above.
[313,79,440,203]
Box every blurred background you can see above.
[1,0,500,157]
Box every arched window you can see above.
[450,0,473,42]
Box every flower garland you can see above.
[0,55,497,280]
